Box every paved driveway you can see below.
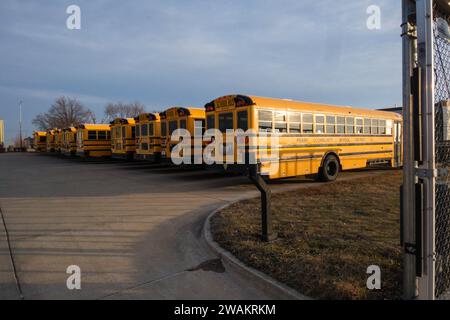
[0,153,385,299]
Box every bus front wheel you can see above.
[319,155,340,182]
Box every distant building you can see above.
[378,107,403,115]
[0,119,4,146]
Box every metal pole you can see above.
[19,100,23,150]
[402,0,418,299]
[416,0,436,300]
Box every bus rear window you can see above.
[88,131,97,140]
[237,111,248,131]
[136,125,141,137]
[141,124,148,136]
[194,120,204,136]
[207,115,215,130]
[161,122,167,137]
[219,113,233,133]
[169,120,177,135]
[148,123,154,136]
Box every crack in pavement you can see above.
[97,258,225,299]
[0,205,24,300]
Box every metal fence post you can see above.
[402,0,419,300]
[415,0,437,300]
[403,0,450,300]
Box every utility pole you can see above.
[19,100,23,150]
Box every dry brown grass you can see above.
[211,170,403,300]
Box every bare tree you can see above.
[32,97,95,130]
[103,101,146,122]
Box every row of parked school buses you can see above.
[33,94,403,181]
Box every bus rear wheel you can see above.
[319,155,340,182]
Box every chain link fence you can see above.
[433,9,450,298]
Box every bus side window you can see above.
[237,111,248,131]
[258,110,273,132]
[274,112,287,133]
[98,131,107,140]
[206,115,215,130]
[386,120,393,135]
[326,115,336,134]
[356,118,363,134]
[379,120,387,134]
[371,119,379,134]
[337,116,345,134]
[315,115,325,134]
[302,113,313,134]
[363,118,371,134]
[346,117,355,134]
[131,127,136,138]
[107,131,111,140]
[88,131,97,140]
[289,112,301,133]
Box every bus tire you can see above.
[319,154,340,182]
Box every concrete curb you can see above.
[203,202,311,300]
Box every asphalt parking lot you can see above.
[0,153,387,300]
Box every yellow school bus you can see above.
[46,129,56,152]
[76,124,111,158]
[110,118,136,160]
[54,129,63,153]
[159,107,205,162]
[61,127,78,156]
[204,95,402,181]
[33,131,47,152]
[134,113,162,162]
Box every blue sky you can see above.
[0,0,401,144]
